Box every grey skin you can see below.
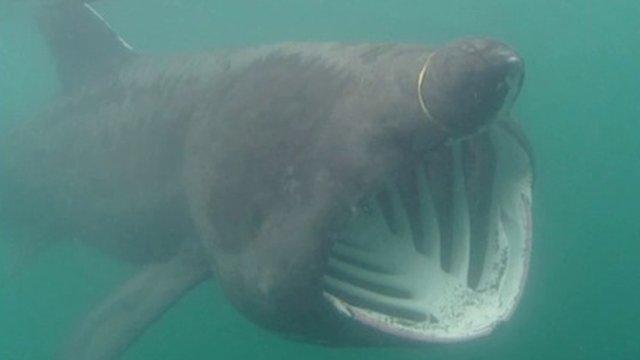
[0,2,531,358]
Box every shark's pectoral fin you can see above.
[62,248,212,360]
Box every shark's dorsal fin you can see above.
[37,2,134,90]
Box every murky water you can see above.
[1,1,638,359]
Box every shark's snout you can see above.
[420,38,525,138]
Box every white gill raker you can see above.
[323,179,425,321]
[416,162,441,262]
[472,194,503,292]
[322,275,428,322]
[397,161,457,263]
[505,190,531,299]
[494,126,532,297]
[472,128,506,292]
[396,167,428,255]
[329,241,398,275]
[324,256,412,299]
[447,142,471,283]
[477,205,507,292]
[423,145,455,273]
[463,132,498,289]
[322,266,422,321]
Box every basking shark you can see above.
[0,2,534,359]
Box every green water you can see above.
[1,0,639,359]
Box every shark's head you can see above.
[190,38,533,346]
[27,2,533,354]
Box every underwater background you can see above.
[1,0,638,359]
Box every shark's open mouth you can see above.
[322,123,533,342]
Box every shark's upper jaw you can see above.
[321,122,533,343]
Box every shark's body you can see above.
[0,2,534,359]
[2,42,444,263]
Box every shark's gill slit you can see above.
[322,126,533,342]
[448,144,471,282]
[424,147,455,272]
[416,165,440,258]
[397,168,428,256]
[325,262,412,299]
[323,281,429,322]
[463,133,497,289]
[330,244,395,275]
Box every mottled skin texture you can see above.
[0,37,528,348]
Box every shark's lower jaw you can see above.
[322,124,533,343]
